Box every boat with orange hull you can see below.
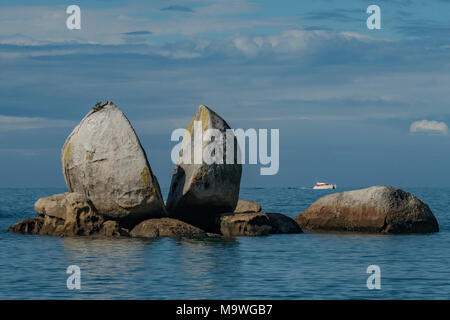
[313,182,337,190]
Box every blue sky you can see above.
[0,0,449,189]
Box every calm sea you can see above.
[0,187,449,299]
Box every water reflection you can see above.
[174,238,241,298]
[61,236,242,299]
[62,237,150,299]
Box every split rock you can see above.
[61,101,166,226]
[166,105,242,227]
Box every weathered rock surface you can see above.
[61,101,166,226]
[295,186,439,234]
[8,217,44,234]
[218,212,302,236]
[35,192,96,221]
[166,105,242,228]
[8,192,129,237]
[100,220,130,237]
[234,200,262,213]
[266,213,303,234]
[130,218,207,239]
[219,212,272,237]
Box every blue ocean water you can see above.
[0,187,449,300]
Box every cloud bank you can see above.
[410,120,448,135]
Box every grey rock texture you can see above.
[295,186,439,234]
[166,105,242,228]
[234,200,262,213]
[61,101,166,226]
[130,218,207,239]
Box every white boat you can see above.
[313,182,337,190]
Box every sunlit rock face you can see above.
[295,186,439,234]
[166,105,242,230]
[61,101,166,226]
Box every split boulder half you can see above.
[166,105,242,231]
[295,186,439,234]
[61,101,166,226]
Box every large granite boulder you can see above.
[166,105,242,229]
[9,192,129,237]
[234,200,262,213]
[61,101,166,226]
[295,186,439,234]
[130,218,207,239]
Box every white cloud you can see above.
[0,115,76,131]
[230,29,383,56]
[410,120,448,135]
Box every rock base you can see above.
[8,195,301,239]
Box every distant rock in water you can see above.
[166,105,242,229]
[234,200,262,213]
[61,101,166,226]
[295,186,439,234]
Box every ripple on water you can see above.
[0,187,449,299]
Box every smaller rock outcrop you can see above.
[130,218,207,239]
[266,213,303,234]
[8,218,44,234]
[219,213,272,237]
[234,200,262,213]
[218,212,302,236]
[8,193,129,237]
[295,186,439,234]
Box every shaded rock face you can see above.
[130,218,207,239]
[295,186,439,234]
[266,213,303,234]
[219,213,272,237]
[234,200,262,213]
[61,101,166,226]
[8,218,43,234]
[217,212,302,237]
[166,105,242,227]
[8,193,129,237]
